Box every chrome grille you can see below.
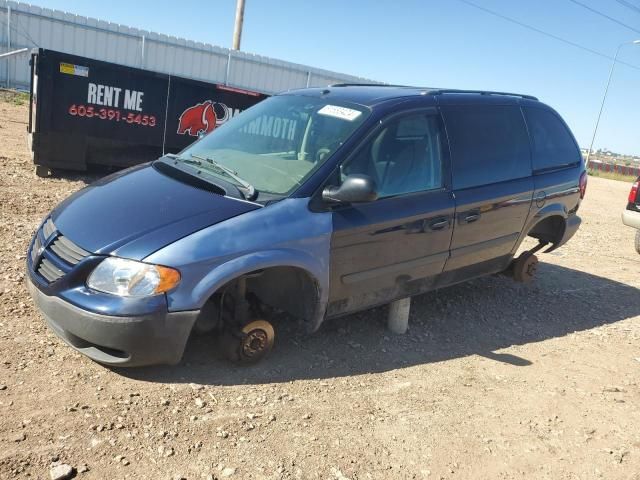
[38,258,65,283]
[30,219,91,284]
[30,234,42,263]
[42,218,56,238]
[49,235,90,265]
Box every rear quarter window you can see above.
[442,105,531,190]
[523,106,581,172]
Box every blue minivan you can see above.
[26,85,586,366]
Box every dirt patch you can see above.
[1,97,640,479]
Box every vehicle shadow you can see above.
[122,262,640,385]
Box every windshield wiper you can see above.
[184,153,257,200]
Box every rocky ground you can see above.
[1,92,640,480]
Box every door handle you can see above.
[463,212,481,223]
[429,218,449,230]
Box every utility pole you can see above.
[586,39,640,167]
[6,5,11,88]
[232,0,245,50]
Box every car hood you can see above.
[51,164,260,260]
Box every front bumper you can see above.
[622,209,640,230]
[27,277,199,367]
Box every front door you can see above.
[326,109,455,317]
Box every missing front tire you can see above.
[221,319,275,364]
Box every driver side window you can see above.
[342,112,444,198]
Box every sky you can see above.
[20,0,640,155]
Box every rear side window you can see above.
[442,105,531,189]
[523,107,581,171]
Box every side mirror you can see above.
[322,174,378,204]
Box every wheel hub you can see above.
[237,320,275,363]
[241,329,269,359]
[525,259,537,277]
[513,251,539,283]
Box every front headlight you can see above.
[87,257,180,297]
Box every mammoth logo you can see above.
[176,101,230,137]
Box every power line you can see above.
[5,24,39,49]
[567,0,640,35]
[455,0,640,71]
[15,15,40,47]
[1,8,40,48]
[613,0,640,15]
[11,17,40,48]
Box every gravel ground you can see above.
[1,94,640,480]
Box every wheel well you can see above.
[248,266,319,325]
[197,266,320,332]
[528,215,566,246]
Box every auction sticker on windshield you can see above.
[318,105,362,121]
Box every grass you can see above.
[0,89,29,106]
[588,169,638,183]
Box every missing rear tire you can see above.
[512,251,538,283]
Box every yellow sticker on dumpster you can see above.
[59,63,89,77]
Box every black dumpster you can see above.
[28,49,268,176]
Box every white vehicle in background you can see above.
[622,176,640,254]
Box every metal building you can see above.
[0,0,379,92]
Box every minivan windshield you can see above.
[174,95,370,198]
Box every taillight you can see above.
[579,171,588,199]
[629,180,639,204]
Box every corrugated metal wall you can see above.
[0,0,379,92]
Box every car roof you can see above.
[282,84,539,108]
